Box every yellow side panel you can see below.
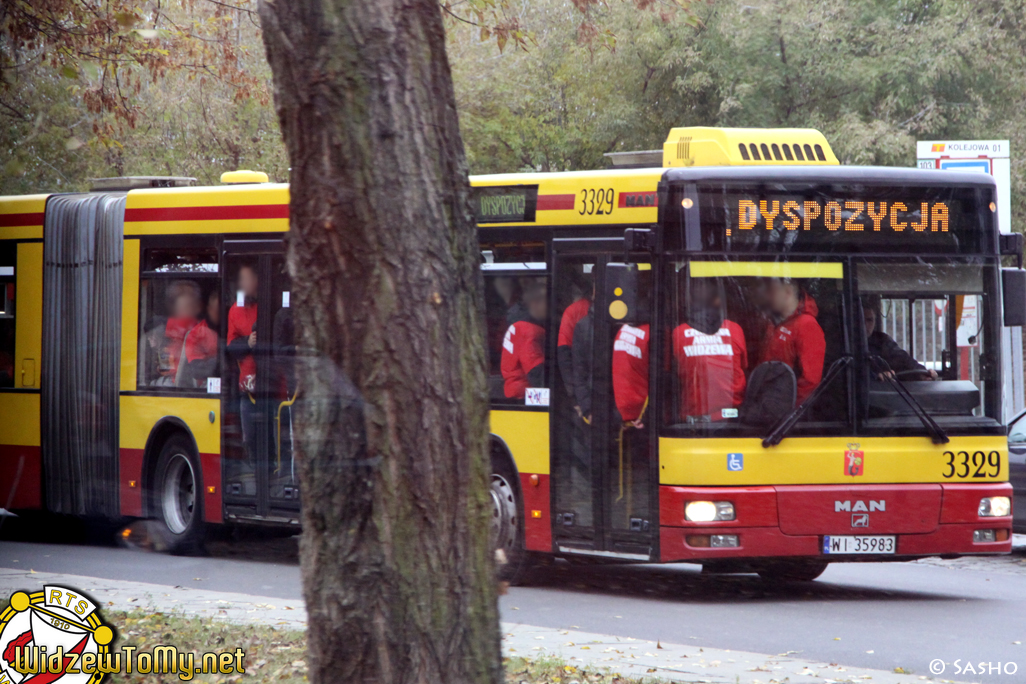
[120,240,140,391]
[126,184,289,209]
[14,243,42,389]
[471,169,662,227]
[123,184,290,236]
[659,435,1008,486]
[120,395,221,454]
[0,194,47,241]
[0,393,40,446]
[490,410,550,475]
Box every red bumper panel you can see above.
[940,482,1013,523]
[660,522,1011,562]
[659,483,1011,562]
[520,473,552,552]
[0,444,41,511]
[119,448,145,517]
[660,486,778,527]
[201,452,222,523]
[775,484,941,535]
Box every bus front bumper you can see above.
[658,483,1013,562]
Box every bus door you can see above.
[221,242,299,522]
[551,240,656,560]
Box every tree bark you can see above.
[258,1,500,683]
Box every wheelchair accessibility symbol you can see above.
[727,453,744,471]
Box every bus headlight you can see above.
[978,496,1011,517]
[685,501,736,522]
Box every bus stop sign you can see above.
[917,140,1011,234]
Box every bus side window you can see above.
[0,243,15,388]
[483,270,549,403]
[138,248,220,390]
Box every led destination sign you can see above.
[675,183,996,254]
[732,199,950,235]
[472,185,538,223]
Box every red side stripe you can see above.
[0,212,45,228]
[125,204,289,222]
[536,194,576,211]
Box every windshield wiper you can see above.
[869,355,949,445]
[763,355,853,448]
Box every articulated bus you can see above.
[1,127,1022,579]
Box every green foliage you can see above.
[0,0,287,194]
[7,0,1026,231]
[451,0,1026,227]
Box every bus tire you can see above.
[490,451,528,585]
[153,434,205,555]
[756,559,828,582]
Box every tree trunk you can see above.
[258,1,501,683]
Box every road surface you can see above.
[1,523,1024,682]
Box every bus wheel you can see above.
[490,463,526,584]
[756,559,828,583]
[154,435,205,555]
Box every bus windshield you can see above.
[662,257,1002,438]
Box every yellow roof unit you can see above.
[221,169,270,184]
[662,127,838,167]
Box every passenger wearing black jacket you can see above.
[566,307,594,526]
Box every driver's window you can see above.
[855,260,999,428]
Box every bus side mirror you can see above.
[1000,233,1024,269]
[624,228,654,252]
[1002,268,1026,327]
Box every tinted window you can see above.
[138,249,221,390]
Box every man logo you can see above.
[835,500,886,512]
[851,513,870,528]
[0,585,115,684]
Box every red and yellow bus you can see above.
[1,128,1019,580]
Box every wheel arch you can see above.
[489,434,520,484]
[141,417,201,518]
[489,434,525,518]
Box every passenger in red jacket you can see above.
[227,264,259,394]
[672,278,747,421]
[227,263,260,466]
[501,280,547,399]
[760,279,825,404]
[612,323,649,427]
[163,281,202,381]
